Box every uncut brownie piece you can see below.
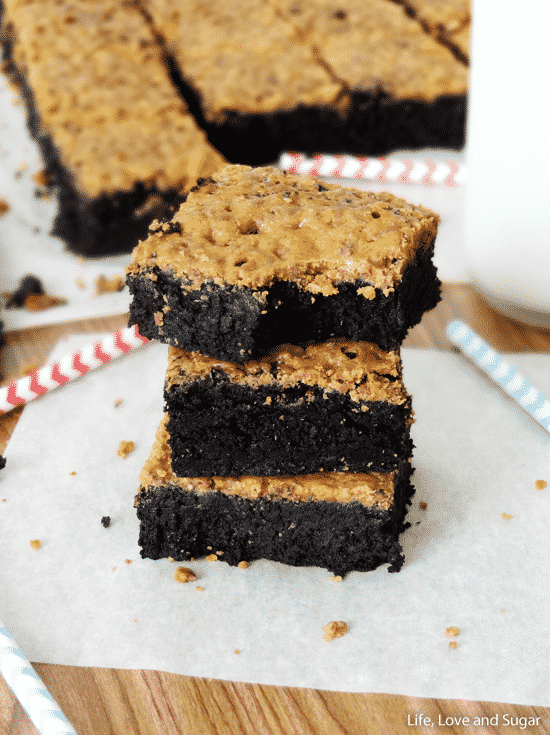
[0,0,224,256]
[164,340,413,477]
[135,417,416,576]
[275,0,469,152]
[126,164,441,361]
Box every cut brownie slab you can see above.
[164,340,413,477]
[127,164,441,361]
[0,0,225,256]
[135,417,415,576]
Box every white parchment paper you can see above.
[0,334,549,704]
[1,68,467,333]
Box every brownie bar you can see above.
[127,165,441,361]
[164,340,413,477]
[0,0,225,256]
[135,418,415,575]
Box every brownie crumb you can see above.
[502,512,513,519]
[419,501,427,510]
[32,170,51,187]
[23,293,67,311]
[101,516,111,528]
[5,275,44,308]
[535,480,547,490]
[30,539,41,550]
[445,627,460,637]
[449,641,458,649]
[237,561,249,569]
[174,566,196,583]
[206,553,218,562]
[95,274,125,294]
[0,199,10,216]
[0,456,6,471]
[322,621,348,642]
[117,440,135,458]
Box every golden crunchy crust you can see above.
[273,0,468,100]
[165,340,409,405]
[127,164,439,296]
[137,416,397,509]
[3,0,225,199]
[140,0,345,121]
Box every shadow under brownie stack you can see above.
[127,164,441,576]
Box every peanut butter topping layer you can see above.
[127,164,439,296]
[138,417,396,509]
[166,340,408,405]
[3,0,224,199]
[140,0,344,121]
[274,0,468,100]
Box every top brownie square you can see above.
[126,164,441,361]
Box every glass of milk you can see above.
[464,1,550,328]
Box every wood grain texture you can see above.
[1,285,550,735]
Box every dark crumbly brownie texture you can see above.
[164,341,413,476]
[127,165,441,360]
[135,420,415,575]
[0,0,224,257]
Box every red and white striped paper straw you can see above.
[0,325,148,415]
[279,152,465,187]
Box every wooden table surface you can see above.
[1,283,549,735]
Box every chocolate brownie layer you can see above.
[127,165,441,360]
[164,340,413,476]
[135,418,415,575]
[0,0,224,256]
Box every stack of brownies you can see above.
[126,164,441,577]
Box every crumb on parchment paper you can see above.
[237,561,249,569]
[196,586,204,592]
[329,575,342,582]
[449,641,458,649]
[30,539,41,550]
[0,198,10,215]
[445,627,460,637]
[535,480,547,490]
[101,516,111,528]
[206,554,218,562]
[502,512,513,519]
[95,274,125,294]
[322,621,348,642]
[419,501,427,510]
[174,567,196,583]
[117,441,135,458]
[114,398,124,408]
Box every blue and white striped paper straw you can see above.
[446,319,550,435]
[0,617,78,734]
